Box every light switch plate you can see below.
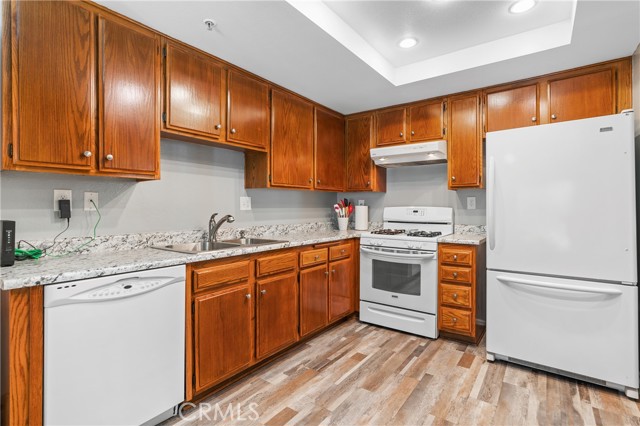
[53,190,72,212]
[240,196,252,211]
[467,197,476,210]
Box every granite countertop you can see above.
[437,233,486,245]
[0,230,363,290]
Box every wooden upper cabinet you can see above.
[315,108,345,191]
[256,272,299,359]
[98,15,160,177]
[409,100,444,142]
[376,107,407,146]
[448,92,482,189]
[346,114,386,192]
[164,42,225,140]
[547,69,615,123]
[7,1,96,171]
[227,71,269,150]
[194,282,253,393]
[485,84,538,132]
[270,90,314,189]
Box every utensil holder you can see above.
[338,217,349,231]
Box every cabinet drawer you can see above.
[256,252,297,277]
[440,246,473,266]
[439,265,473,284]
[300,248,328,268]
[440,307,472,335]
[440,283,472,309]
[329,243,351,261]
[193,260,250,291]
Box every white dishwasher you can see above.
[44,265,185,426]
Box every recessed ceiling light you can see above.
[509,0,536,14]
[398,37,418,49]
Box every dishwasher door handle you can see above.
[46,276,183,308]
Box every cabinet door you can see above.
[547,69,615,123]
[299,265,329,337]
[270,90,314,189]
[376,108,406,146]
[164,43,224,139]
[256,272,298,359]
[346,115,374,191]
[10,1,95,171]
[99,16,160,176]
[194,283,253,393]
[486,84,538,132]
[448,93,482,189]
[409,100,444,141]
[315,108,345,191]
[329,258,354,322]
[227,71,269,150]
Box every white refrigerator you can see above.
[486,112,639,399]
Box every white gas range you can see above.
[359,206,454,338]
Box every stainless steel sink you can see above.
[222,238,286,246]
[153,241,240,254]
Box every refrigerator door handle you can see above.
[488,156,496,250]
[496,275,623,296]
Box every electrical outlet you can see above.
[467,196,476,210]
[53,190,72,212]
[84,192,99,211]
[239,196,252,211]
[357,200,365,206]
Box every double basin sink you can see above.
[154,238,286,254]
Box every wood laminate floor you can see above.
[166,318,640,426]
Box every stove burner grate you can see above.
[371,229,405,235]
[406,231,443,238]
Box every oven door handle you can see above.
[361,247,437,260]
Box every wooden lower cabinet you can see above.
[300,264,329,337]
[438,243,486,344]
[256,272,299,359]
[188,241,357,400]
[329,258,354,321]
[193,282,253,393]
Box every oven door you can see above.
[360,245,437,314]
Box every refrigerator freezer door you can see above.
[487,270,639,389]
[486,113,637,283]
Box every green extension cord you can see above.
[14,248,44,260]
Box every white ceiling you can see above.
[95,0,640,114]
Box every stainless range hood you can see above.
[370,140,447,167]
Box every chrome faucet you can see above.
[209,213,235,243]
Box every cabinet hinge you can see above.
[162,112,167,123]
[7,143,13,158]
[162,47,167,58]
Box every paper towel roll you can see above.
[355,206,369,231]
